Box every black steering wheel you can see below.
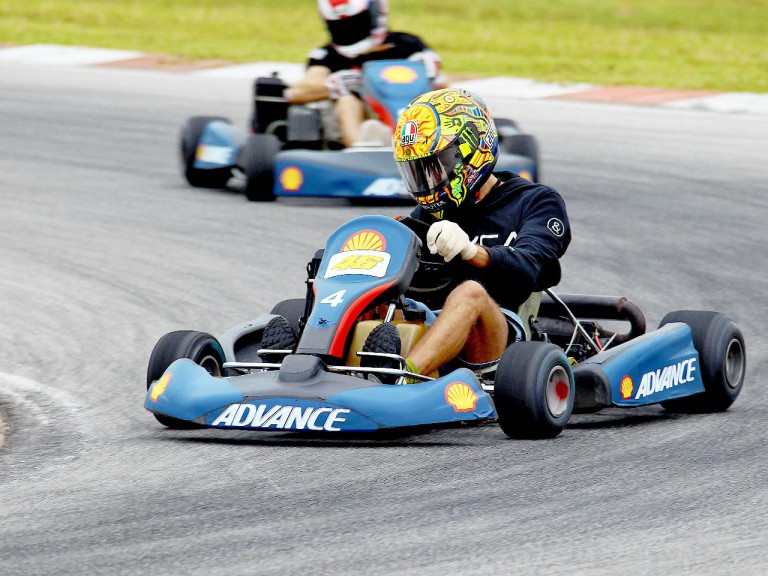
[398,217,463,309]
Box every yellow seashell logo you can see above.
[380,65,418,84]
[518,169,533,182]
[445,382,478,412]
[280,166,304,192]
[620,375,634,400]
[150,372,172,402]
[342,230,386,252]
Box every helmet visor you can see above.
[396,139,464,197]
[326,11,372,47]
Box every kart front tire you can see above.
[659,311,746,412]
[494,341,574,439]
[239,134,280,201]
[147,330,227,429]
[180,116,233,188]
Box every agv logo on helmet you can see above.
[400,121,418,147]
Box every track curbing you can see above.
[1,43,766,115]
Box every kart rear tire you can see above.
[499,133,540,181]
[180,116,233,188]
[270,298,307,336]
[658,311,746,412]
[147,330,227,429]
[495,118,521,137]
[494,341,574,439]
[240,133,280,201]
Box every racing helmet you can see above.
[317,0,389,59]
[393,88,499,217]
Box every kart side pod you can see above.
[572,323,704,411]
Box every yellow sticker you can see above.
[280,166,303,192]
[445,382,478,412]
[150,373,172,402]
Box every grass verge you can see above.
[1,0,766,92]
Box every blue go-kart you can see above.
[145,215,746,439]
[179,59,541,202]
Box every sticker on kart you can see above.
[325,250,391,278]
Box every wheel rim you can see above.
[198,354,222,378]
[724,338,745,390]
[546,365,570,418]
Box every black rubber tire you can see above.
[494,341,575,439]
[494,117,521,137]
[146,330,226,428]
[239,134,281,201]
[180,116,233,188]
[270,298,307,336]
[499,133,541,181]
[659,311,746,412]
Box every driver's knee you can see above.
[445,280,492,313]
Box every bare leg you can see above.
[334,94,365,147]
[407,281,509,376]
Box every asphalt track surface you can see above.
[0,63,766,576]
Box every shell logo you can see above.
[380,65,418,84]
[620,375,634,400]
[280,166,304,192]
[445,382,478,412]
[150,372,172,402]
[342,229,386,252]
[518,169,533,182]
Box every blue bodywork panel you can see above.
[192,121,241,169]
[145,360,495,432]
[298,215,419,356]
[272,150,409,199]
[360,59,433,128]
[581,323,705,406]
[271,149,536,199]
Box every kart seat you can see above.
[516,291,542,341]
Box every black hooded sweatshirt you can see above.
[409,171,571,311]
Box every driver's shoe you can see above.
[360,322,402,383]
[260,316,297,363]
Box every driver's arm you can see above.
[466,246,491,268]
[285,65,332,104]
[408,49,444,89]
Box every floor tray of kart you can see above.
[145,215,746,438]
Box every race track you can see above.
[1,63,766,575]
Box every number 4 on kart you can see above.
[321,290,347,307]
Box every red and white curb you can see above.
[2,44,767,116]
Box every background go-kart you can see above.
[1,2,767,575]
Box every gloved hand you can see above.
[408,50,442,85]
[325,69,362,100]
[427,220,478,262]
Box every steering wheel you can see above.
[397,217,463,308]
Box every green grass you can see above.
[1,0,766,92]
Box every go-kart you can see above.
[145,215,746,439]
[179,59,541,202]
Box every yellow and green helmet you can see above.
[393,88,498,218]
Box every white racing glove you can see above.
[325,69,362,100]
[408,50,443,86]
[427,221,478,262]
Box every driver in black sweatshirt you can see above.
[373,87,571,379]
